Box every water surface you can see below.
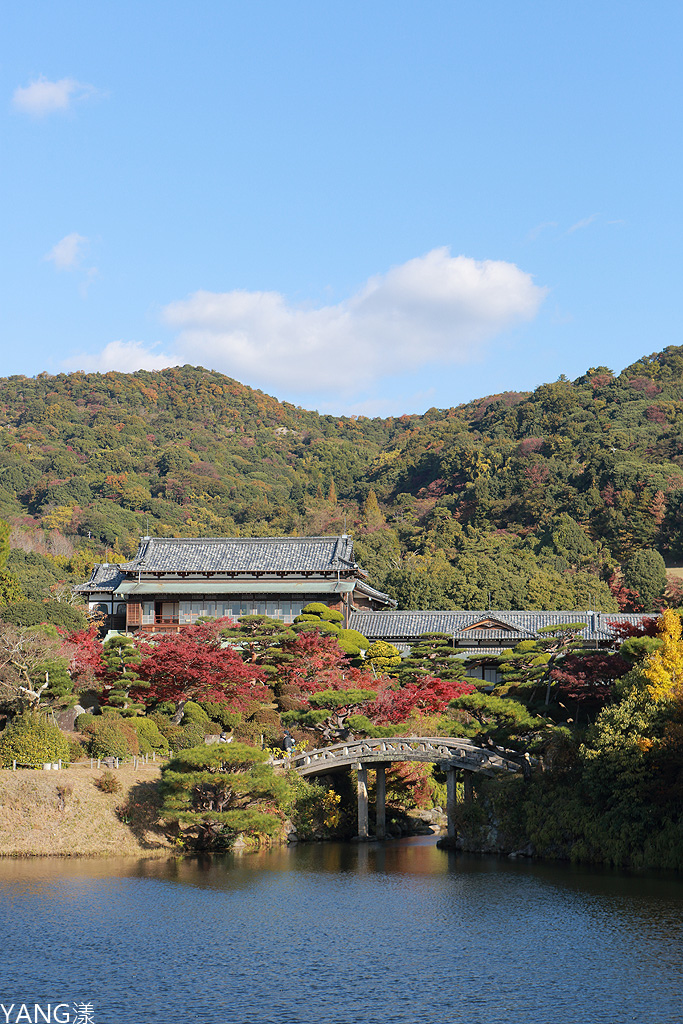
[1,839,682,1024]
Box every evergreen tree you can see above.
[622,549,667,610]
[363,489,385,528]
[159,742,288,850]
[101,634,147,714]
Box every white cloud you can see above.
[161,248,546,393]
[12,76,96,116]
[63,340,177,374]
[62,248,546,398]
[567,213,599,234]
[44,233,89,270]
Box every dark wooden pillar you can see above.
[446,767,457,839]
[357,763,369,839]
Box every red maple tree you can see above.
[367,675,475,725]
[549,652,631,705]
[278,632,362,695]
[134,623,267,711]
[64,625,106,688]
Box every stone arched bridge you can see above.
[272,736,520,841]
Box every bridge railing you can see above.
[271,736,519,774]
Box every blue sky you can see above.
[2,1,682,415]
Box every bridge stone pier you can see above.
[274,736,520,842]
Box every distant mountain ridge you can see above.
[2,348,683,612]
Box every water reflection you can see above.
[0,841,682,1024]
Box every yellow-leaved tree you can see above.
[642,608,683,701]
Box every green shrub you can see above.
[0,712,70,768]
[182,701,210,726]
[148,711,174,737]
[165,721,206,752]
[81,714,139,759]
[75,712,98,731]
[129,717,169,754]
[289,776,343,839]
[154,702,176,716]
[68,738,87,762]
[292,618,340,635]
[337,628,370,657]
[302,602,344,623]
[200,701,242,731]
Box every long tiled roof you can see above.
[120,535,357,574]
[348,609,652,643]
[74,564,126,593]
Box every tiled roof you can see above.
[120,535,357,574]
[73,564,125,593]
[453,629,534,641]
[354,579,397,607]
[454,647,509,659]
[348,609,652,643]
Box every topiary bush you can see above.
[0,712,70,768]
[75,712,98,731]
[292,617,340,635]
[164,721,206,752]
[80,713,139,759]
[365,640,402,675]
[129,717,169,754]
[182,701,210,726]
[30,658,74,701]
[301,602,344,623]
[337,628,370,657]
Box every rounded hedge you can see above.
[337,628,370,656]
[301,602,344,622]
[292,618,340,635]
[0,712,70,768]
[80,715,139,758]
[129,717,169,754]
[182,701,211,725]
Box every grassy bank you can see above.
[0,765,173,857]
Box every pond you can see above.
[1,838,682,1024]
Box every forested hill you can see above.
[3,347,683,613]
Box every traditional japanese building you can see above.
[75,535,395,633]
[348,608,649,682]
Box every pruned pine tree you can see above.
[160,742,288,850]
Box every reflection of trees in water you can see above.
[1,844,682,954]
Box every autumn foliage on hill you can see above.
[4,350,683,613]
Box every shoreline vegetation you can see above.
[0,607,681,868]
[0,763,444,859]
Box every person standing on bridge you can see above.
[283,730,295,755]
